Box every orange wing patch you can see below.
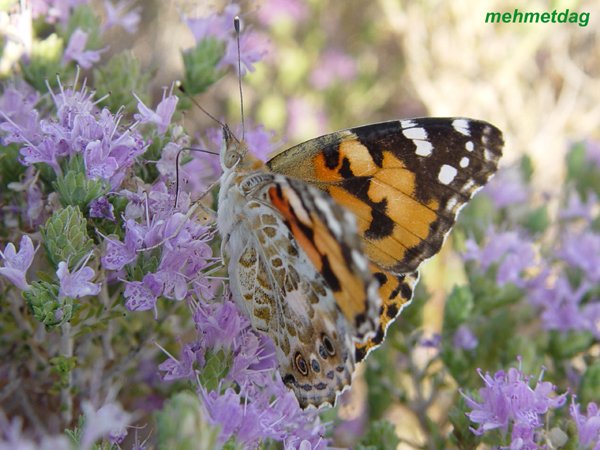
[267,182,380,339]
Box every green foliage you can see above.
[23,280,73,327]
[181,38,226,96]
[155,391,224,450]
[579,362,600,405]
[53,156,110,209]
[40,205,94,269]
[199,349,233,392]
[355,420,400,450]
[93,51,152,115]
[64,5,103,49]
[20,33,66,91]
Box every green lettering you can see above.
[502,12,512,23]
[540,12,550,23]
[579,12,590,27]
[485,11,501,23]
[524,12,540,23]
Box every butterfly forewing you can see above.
[267,118,503,274]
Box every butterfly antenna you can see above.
[177,81,225,129]
[234,16,245,141]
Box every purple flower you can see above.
[0,415,71,449]
[310,49,357,90]
[464,228,536,288]
[79,401,132,450]
[0,235,35,290]
[133,88,178,134]
[559,192,597,221]
[219,29,270,75]
[453,325,478,350]
[529,274,589,333]
[84,140,120,179]
[159,298,324,448]
[158,343,200,381]
[7,76,146,188]
[89,196,115,220]
[286,97,328,141]
[570,398,600,448]
[585,140,600,169]
[56,261,101,299]
[0,83,39,142]
[101,222,142,271]
[463,362,567,447]
[482,166,529,209]
[184,4,240,43]
[557,231,600,283]
[63,28,107,69]
[31,0,88,24]
[123,274,162,314]
[102,0,141,34]
[257,0,309,26]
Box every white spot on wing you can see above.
[400,120,416,129]
[452,119,470,136]
[460,157,470,168]
[465,141,474,152]
[403,127,427,140]
[438,164,457,185]
[415,140,433,157]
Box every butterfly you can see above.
[216,118,503,408]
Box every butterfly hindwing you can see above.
[219,168,380,407]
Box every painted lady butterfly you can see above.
[217,118,503,408]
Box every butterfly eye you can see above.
[322,334,336,356]
[295,352,309,376]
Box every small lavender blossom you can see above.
[482,166,529,209]
[584,140,600,169]
[257,0,309,26]
[102,0,141,34]
[570,398,600,448]
[453,324,478,350]
[0,235,35,290]
[133,88,178,134]
[559,192,597,221]
[463,362,566,447]
[63,28,107,69]
[123,275,162,313]
[89,196,115,220]
[159,299,323,448]
[310,49,357,90]
[557,231,600,283]
[7,76,146,188]
[30,0,88,24]
[0,415,71,449]
[528,274,590,334]
[463,228,536,287]
[56,261,101,298]
[219,29,270,75]
[79,401,132,450]
[184,4,240,43]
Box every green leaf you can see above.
[41,205,94,269]
[181,38,226,96]
[23,281,74,327]
[355,419,400,450]
[155,391,223,450]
